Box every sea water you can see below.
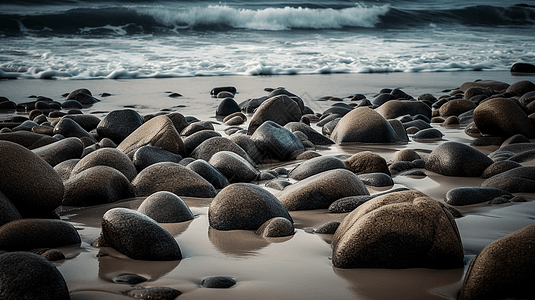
[0,0,534,79]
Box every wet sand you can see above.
[2,70,535,299]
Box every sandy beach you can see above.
[1,70,535,300]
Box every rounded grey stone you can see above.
[71,147,138,181]
[425,142,493,177]
[288,156,346,180]
[186,159,229,189]
[137,191,194,223]
[208,151,259,183]
[132,145,183,172]
[96,109,143,144]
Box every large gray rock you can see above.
[330,107,402,144]
[288,156,346,180]
[132,162,217,198]
[0,252,70,300]
[209,183,292,231]
[251,120,304,161]
[375,100,431,120]
[96,208,182,261]
[481,166,535,193]
[459,224,535,300]
[208,151,259,183]
[247,94,302,135]
[425,142,493,177]
[32,137,83,167]
[473,97,535,138]
[332,190,464,269]
[132,145,183,172]
[137,191,194,223]
[96,109,143,144]
[277,169,369,211]
[444,187,512,206]
[0,219,81,251]
[63,166,134,206]
[0,141,64,218]
[70,147,137,181]
[117,115,186,159]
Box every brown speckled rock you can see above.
[458,80,510,92]
[96,109,143,144]
[393,149,421,162]
[425,142,493,177]
[0,219,81,251]
[209,183,292,231]
[332,190,463,269]
[473,97,535,138]
[331,107,402,144]
[345,151,390,176]
[208,151,259,183]
[439,99,476,117]
[459,224,535,300]
[375,100,431,120]
[255,217,295,237]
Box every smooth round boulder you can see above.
[96,109,143,144]
[328,195,373,213]
[393,149,421,162]
[0,219,81,251]
[425,142,493,177]
[481,166,535,193]
[132,162,217,198]
[63,166,135,206]
[439,99,476,117]
[255,217,295,237]
[288,156,346,180]
[71,147,137,181]
[505,80,535,96]
[97,208,182,261]
[117,115,186,159]
[247,94,302,135]
[228,133,264,164]
[277,169,369,211]
[201,276,237,289]
[209,183,293,231]
[332,190,464,269]
[251,121,305,161]
[32,137,83,167]
[0,252,70,300]
[412,128,444,142]
[0,141,64,218]
[190,136,256,167]
[444,187,512,206]
[216,97,241,117]
[180,121,214,136]
[345,151,390,176]
[375,100,432,120]
[315,221,341,234]
[356,172,394,187]
[183,130,222,155]
[208,151,259,183]
[61,114,101,132]
[330,107,402,144]
[137,191,194,223]
[473,97,535,138]
[186,159,229,189]
[53,117,96,143]
[132,145,183,172]
[459,224,535,300]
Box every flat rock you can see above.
[251,121,304,161]
[70,147,137,181]
[345,151,390,176]
[473,97,535,138]
[288,156,346,180]
[132,162,217,198]
[444,187,512,206]
[459,80,510,92]
[186,159,229,189]
[247,94,302,135]
[63,166,135,206]
[32,137,83,167]
[481,166,535,193]
[375,100,431,120]
[201,276,237,289]
[459,224,535,300]
[0,252,70,300]
[208,151,259,183]
[137,191,194,223]
[96,208,182,261]
[412,128,444,142]
[425,142,493,177]
[330,107,402,144]
[0,140,64,218]
[332,190,464,269]
[132,145,183,172]
[96,109,143,144]
[0,219,81,251]
[117,115,186,159]
[277,169,369,211]
[209,183,292,231]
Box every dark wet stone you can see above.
[345,151,390,176]
[70,147,137,181]
[96,208,182,261]
[317,113,340,127]
[132,145,183,172]
[389,161,414,174]
[0,100,16,110]
[180,121,214,136]
[331,107,402,144]
[74,92,99,105]
[481,166,535,193]
[0,252,70,300]
[278,169,369,211]
[288,156,346,180]
[388,119,410,144]
[209,183,292,231]
[186,159,229,189]
[251,121,305,161]
[265,179,292,191]
[273,167,289,176]
[401,119,432,130]
[425,142,493,177]
[247,95,302,135]
[202,276,237,289]
[439,99,476,117]
[137,191,193,223]
[493,142,535,156]
[393,149,421,162]
[285,122,334,145]
[183,130,222,156]
[191,136,256,167]
[459,224,535,300]
[255,217,294,237]
[61,114,102,132]
[356,172,394,187]
[508,149,535,163]
[211,86,237,96]
[117,115,186,159]
[132,162,217,198]
[0,191,20,227]
[321,118,341,136]
[473,97,535,138]
[53,117,97,143]
[501,134,531,147]
[126,287,182,300]
[258,170,278,181]
[511,62,535,73]
[32,137,83,167]
[12,120,38,132]
[224,115,244,126]
[376,100,432,120]
[228,133,264,164]
[164,112,189,134]
[315,221,341,234]
[61,99,83,109]
[0,140,64,218]
[0,219,80,251]
[96,109,143,144]
[216,97,241,117]
[332,190,464,269]
[209,151,259,183]
[444,187,512,206]
[223,112,247,123]
[401,170,427,177]
[505,80,535,96]
[328,195,373,213]
[66,88,91,100]
[481,160,522,178]
[412,128,444,141]
[321,106,353,119]
[372,93,396,106]
[32,124,54,135]
[63,166,134,206]
[35,248,66,261]
[113,274,148,284]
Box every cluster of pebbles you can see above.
[1,79,535,299]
